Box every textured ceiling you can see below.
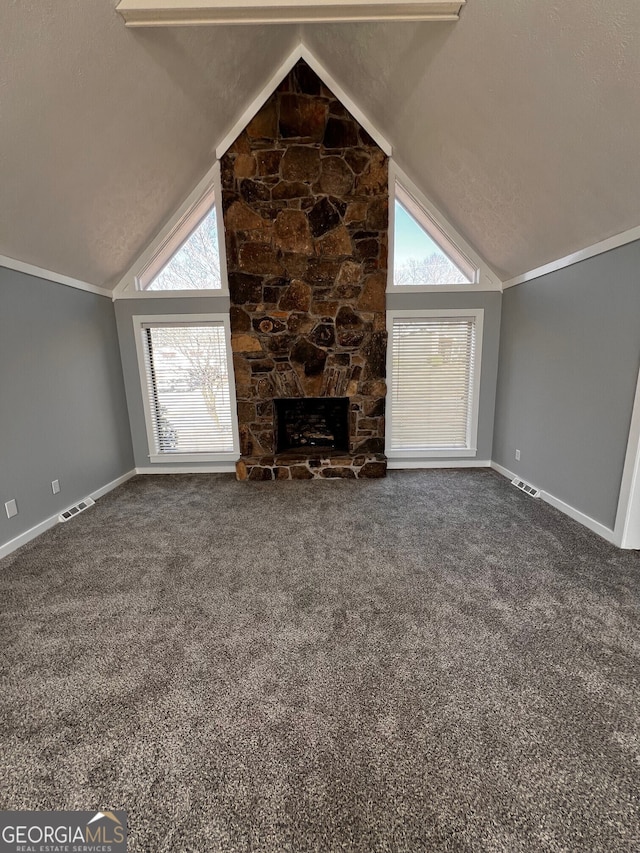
[1,1,640,287]
[305,0,640,280]
[0,1,299,287]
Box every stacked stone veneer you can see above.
[221,60,388,481]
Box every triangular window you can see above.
[138,186,222,291]
[394,182,476,286]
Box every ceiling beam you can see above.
[116,0,465,26]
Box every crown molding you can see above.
[503,225,640,289]
[0,254,111,298]
[116,0,465,27]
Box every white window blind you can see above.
[390,315,479,451]
[142,322,234,455]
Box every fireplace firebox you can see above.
[274,398,349,454]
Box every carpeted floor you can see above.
[0,470,639,852]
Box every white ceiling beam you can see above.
[116,0,465,27]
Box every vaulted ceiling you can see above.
[2,1,639,288]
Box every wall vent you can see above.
[58,497,95,522]
[511,477,540,498]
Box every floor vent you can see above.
[59,497,95,522]
[511,477,540,498]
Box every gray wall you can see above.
[0,269,134,549]
[387,291,502,463]
[493,241,640,529]
[115,296,230,470]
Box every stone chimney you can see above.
[221,60,388,480]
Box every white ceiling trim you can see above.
[116,0,464,26]
[0,254,111,298]
[215,43,392,160]
[503,225,640,290]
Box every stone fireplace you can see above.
[221,60,388,480]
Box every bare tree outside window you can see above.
[147,207,222,291]
[393,199,472,286]
[394,254,467,286]
[144,323,234,456]
[152,326,227,425]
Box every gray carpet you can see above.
[1,470,639,852]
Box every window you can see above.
[134,315,237,462]
[387,310,483,457]
[393,181,477,287]
[138,186,223,291]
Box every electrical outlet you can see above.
[51,479,60,495]
[515,449,521,461]
[5,499,18,519]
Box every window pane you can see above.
[144,324,233,454]
[394,201,471,286]
[391,318,476,450]
[146,206,222,291]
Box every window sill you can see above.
[386,448,478,459]
[149,451,237,463]
[387,283,501,294]
[117,289,229,300]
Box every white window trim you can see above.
[137,184,218,291]
[132,312,239,463]
[385,308,484,460]
[388,162,501,293]
[113,162,229,299]
[395,182,477,285]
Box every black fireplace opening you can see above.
[274,397,349,454]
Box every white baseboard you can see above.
[490,461,617,545]
[135,464,236,474]
[0,469,137,562]
[90,469,137,500]
[388,459,491,470]
[0,515,60,562]
[490,461,518,480]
